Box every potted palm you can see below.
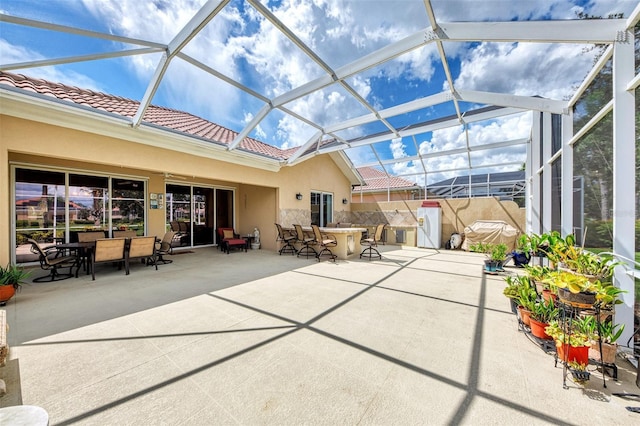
[0,263,31,305]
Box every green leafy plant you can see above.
[489,243,509,262]
[517,278,537,311]
[545,319,593,347]
[597,321,625,344]
[0,263,31,289]
[503,275,530,299]
[529,299,559,324]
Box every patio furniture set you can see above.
[28,230,176,281]
[275,223,387,262]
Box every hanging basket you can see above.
[557,288,596,308]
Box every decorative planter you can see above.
[557,288,596,308]
[589,342,617,364]
[529,318,552,340]
[484,260,502,273]
[512,252,530,267]
[557,343,589,365]
[0,285,16,306]
[517,306,531,326]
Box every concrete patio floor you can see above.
[1,246,639,425]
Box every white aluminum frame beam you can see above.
[612,31,636,350]
[132,0,229,127]
[438,20,627,44]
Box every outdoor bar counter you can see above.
[293,226,367,260]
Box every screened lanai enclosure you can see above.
[1,1,639,348]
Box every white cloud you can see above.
[452,42,597,100]
[0,39,104,91]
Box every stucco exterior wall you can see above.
[1,115,353,263]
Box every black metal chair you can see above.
[360,224,386,260]
[27,238,77,282]
[311,224,337,262]
[275,223,296,255]
[293,224,316,258]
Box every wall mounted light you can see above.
[342,198,348,204]
[296,193,303,200]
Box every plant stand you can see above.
[555,300,607,389]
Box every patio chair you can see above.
[293,224,316,258]
[113,230,137,238]
[27,238,77,282]
[275,223,296,255]
[155,231,176,264]
[217,227,246,254]
[77,231,106,242]
[127,236,158,273]
[360,223,386,260]
[91,238,126,280]
[311,224,337,262]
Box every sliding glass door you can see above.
[166,184,225,247]
[13,167,146,264]
[310,191,333,226]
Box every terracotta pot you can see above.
[589,342,617,364]
[529,318,552,340]
[541,289,557,303]
[557,343,589,365]
[0,285,16,305]
[518,306,531,326]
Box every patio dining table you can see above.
[55,241,96,277]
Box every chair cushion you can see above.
[226,238,246,246]
[222,229,235,239]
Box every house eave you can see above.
[0,87,283,172]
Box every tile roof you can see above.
[353,166,418,191]
[0,71,288,161]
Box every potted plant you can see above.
[512,234,532,267]
[0,263,30,305]
[589,321,625,364]
[546,317,594,366]
[528,299,559,340]
[470,242,509,272]
[503,275,530,314]
[516,278,537,327]
[543,270,599,307]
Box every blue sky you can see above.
[1,0,636,184]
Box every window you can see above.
[310,191,333,226]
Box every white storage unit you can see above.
[416,201,442,248]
